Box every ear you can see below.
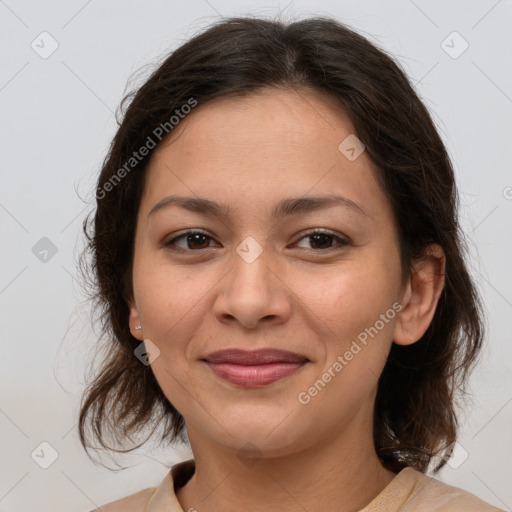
[393,244,446,346]
[128,293,144,341]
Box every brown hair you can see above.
[78,15,485,473]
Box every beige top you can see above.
[91,459,504,511]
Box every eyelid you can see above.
[294,227,347,242]
[292,228,349,249]
[164,228,349,251]
[163,228,216,248]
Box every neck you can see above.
[176,419,397,512]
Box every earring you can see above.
[135,325,142,330]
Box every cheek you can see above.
[134,242,208,314]
[138,270,205,411]
[131,249,207,412]
[291,256,396,336]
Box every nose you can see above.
[212,242,292,330]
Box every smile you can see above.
[202,349,309,388]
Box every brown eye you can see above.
[295,230,348,251]
[165,230,215,250]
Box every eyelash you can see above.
[163,228,348,252]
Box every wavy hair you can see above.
[78,15,485,473]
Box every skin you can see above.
[128,87,445,512]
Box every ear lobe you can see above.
[128,293,143,340]
[393,244,446,347]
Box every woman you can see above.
[78,16,503,511]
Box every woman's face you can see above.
[129,87,410,458]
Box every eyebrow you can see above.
[147,194,369,220]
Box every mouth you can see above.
[202,349,309,388]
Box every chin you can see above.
[202,415,307,459]
[221,434,305,461]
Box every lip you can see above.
[202,349,309,388]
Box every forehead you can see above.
[139,87,390,224]
[154,86,357,157]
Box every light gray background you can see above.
[1,1,511,511]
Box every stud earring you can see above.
[135,325,142,330]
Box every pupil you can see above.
[311,233,332,249]
[189,234,209,249]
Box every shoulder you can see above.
[88,487,157,512]
[399,467,504,511]
[85,458,194,512]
